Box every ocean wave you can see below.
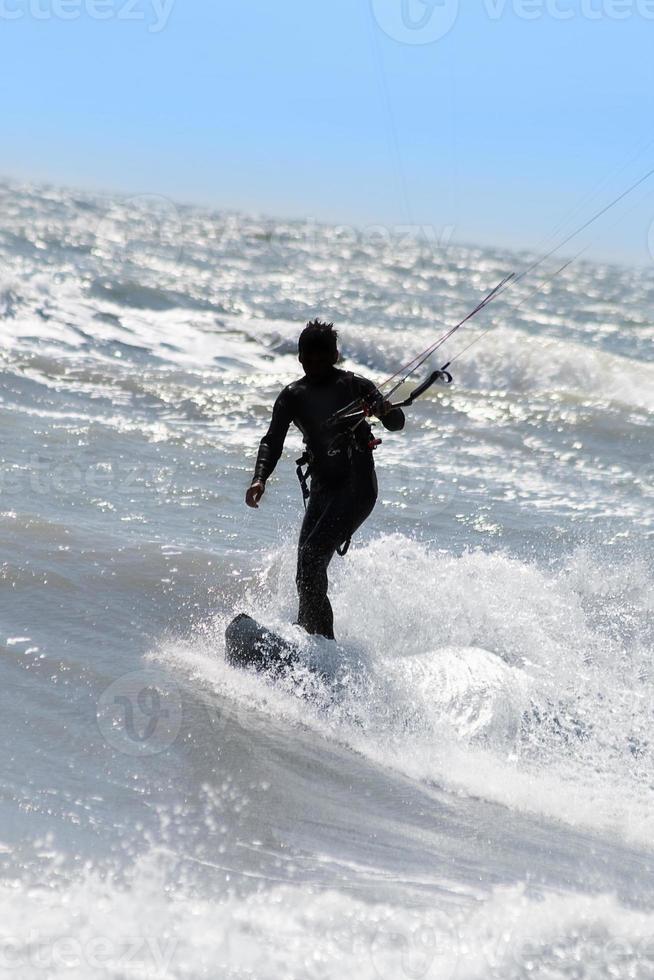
[2,817,651,979]
[156,536,654,850]
[2,179,653,976]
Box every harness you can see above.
[294,368,452,557]
[295,375,385,557]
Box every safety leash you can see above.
[295,452,312,509]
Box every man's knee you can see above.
[297,541,320,577]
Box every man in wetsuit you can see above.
[245,320,405,640]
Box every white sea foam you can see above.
[156,536,654,853]
[3,848,651,979]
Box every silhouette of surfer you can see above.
[246,320,405,640]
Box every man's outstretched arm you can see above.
[245,390,292,508]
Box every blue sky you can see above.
[2,0,654,264]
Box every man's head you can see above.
[298,319,338,380]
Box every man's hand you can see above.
[370,397,394,418]
[245,480,266,509]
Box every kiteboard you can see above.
[225,613,303,676]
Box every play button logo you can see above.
[371,0,460,44]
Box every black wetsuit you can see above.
[253,368,405,639]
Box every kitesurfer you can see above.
[245,320,405,640]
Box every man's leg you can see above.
[296,468,377,639]
[296,488,338,638]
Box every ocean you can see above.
[0,177,652,978]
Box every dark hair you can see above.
[298,319,338,360]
